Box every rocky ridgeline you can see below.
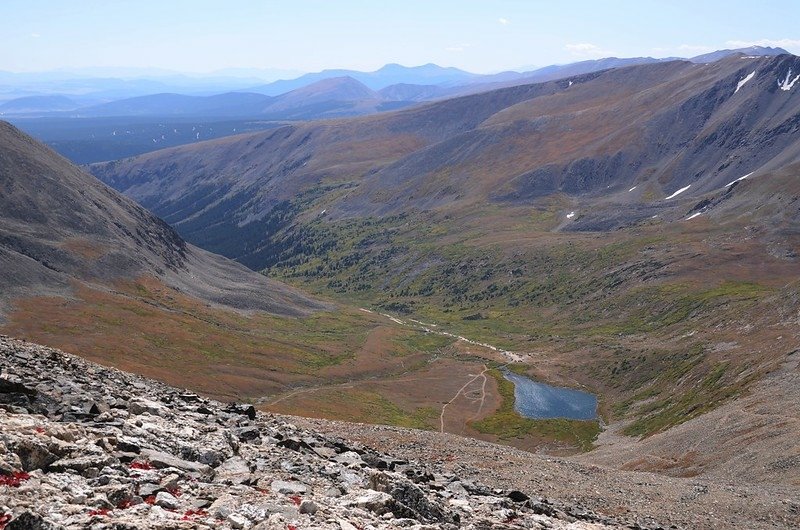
[0,336,631,530]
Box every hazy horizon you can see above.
[4,0,799,77]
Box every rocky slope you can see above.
[0,335,630,530]
[3,335,798,530]
[0,120,321,319]
[297,417,800,530]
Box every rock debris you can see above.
[0,335,625,529]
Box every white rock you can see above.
[334,451,364,466]
[343,489,394,514]
[338,520,359,530]
[128,398,165,416]
[228,512,249,528]
[154,491,179,510]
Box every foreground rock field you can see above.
[2,334,797,529]
[0,335,626,530]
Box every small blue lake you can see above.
[503,371,598,420]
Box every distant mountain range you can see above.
[245,62,482,95]
[0,69,300,104]
[0,94,79,113]
[1,46,789,120]
[2,46,793,165]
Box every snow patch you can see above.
[735,71,756,93]
[628,186,637,192]
[568,80,573,87]
[778,69,800,91]
[566,211,575,219]
[685,212,703,220]
[724,172,754,188]
[664,185,691,200]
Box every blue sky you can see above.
[3,0,799,75]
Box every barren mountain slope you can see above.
[0,120,321,318]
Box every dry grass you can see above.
[2,277,417,401]
[2,274,613,452]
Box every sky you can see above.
[3,0,799,76]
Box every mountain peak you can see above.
[275,75,376,102]
[690,45,791,63]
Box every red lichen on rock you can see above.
[166,486,181,497]
[0,471,31,487]
[181,509,209,521]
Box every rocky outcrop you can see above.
[0,335,625,529]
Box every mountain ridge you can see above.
[0,120,321,318]
[91,54,800,248]
[5,47,792,121]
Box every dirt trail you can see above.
[266,310,522,428]
[439,364,489,433]
[363,309,525,433]
[363,308,528,363]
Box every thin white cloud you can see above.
[726,38,800,52]
[30,33,41,38]
[676,44,714,53]
[446,43,471,53]
[649,44,714,56]
[565,43,612,58]
[498,18,509,25]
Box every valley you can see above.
[7,116,284,164]
[3,3,800,528]
[1,46,798,501]
[83,53,800,471]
